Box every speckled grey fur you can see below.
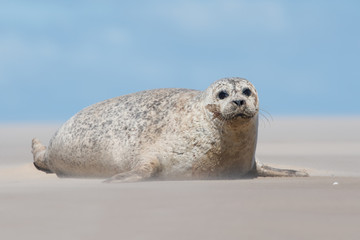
[31,77,307,182]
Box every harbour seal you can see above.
[31,77,307,182]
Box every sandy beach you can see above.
[1,117,359,240]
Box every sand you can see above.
[1,117,359,240]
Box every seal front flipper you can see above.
[253,161,308,177]
[104,158,161,183]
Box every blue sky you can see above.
[1,0,359,122]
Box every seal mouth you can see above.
[206,104,257,121]
[228,109,259,120]
[234,113,253,119]
[222,112,255,121]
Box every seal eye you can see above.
[218,91,229,100]
[242,88,252,97]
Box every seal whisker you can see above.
[259,109,273,128]
[259,108,273,121]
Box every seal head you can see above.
[203,77,259,123]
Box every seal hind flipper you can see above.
[104,158,161,183]
[31,138,53,174]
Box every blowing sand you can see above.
[1,117,359,240]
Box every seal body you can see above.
[33,77,302,182]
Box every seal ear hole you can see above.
[242,88,252,97]
[217,91,229,100]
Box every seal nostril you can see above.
[233,100,245,106]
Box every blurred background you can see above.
[1,0,359,122]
